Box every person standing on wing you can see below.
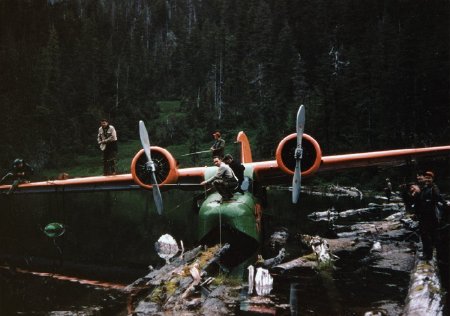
[210,131,225,159]
[201,156,238,201]
[97,118,118,176]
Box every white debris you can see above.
[254,267,273,296]
[247,265,254,294]
[370,241,382,253]
[154,234,180,264]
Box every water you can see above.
[0,186,445,315]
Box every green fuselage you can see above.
[198,166,261,245]
[198,191,260,244]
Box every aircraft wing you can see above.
[2,132,449,194]
[0,174,140,194]
[243,132,450,185]
[319,145,450,172]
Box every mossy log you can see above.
[126,244,237,315]
[403,258,445,315]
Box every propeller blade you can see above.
[139,120,152,161]
[138,120,164,214]
[292,160,301,203]
[292,105,305,204]
[151,173,164,215]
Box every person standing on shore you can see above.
[409,171,447,260]
[0,159,34,194]
[97,118,118,176]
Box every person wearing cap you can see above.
[210,131,225,158]
[410,171,447,260]
[223,154,245,193]
[200,156,238,201]
[0,158,34,194]
[98,118,118,176]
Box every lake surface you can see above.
[0,185,447,315]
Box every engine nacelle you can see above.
[131,147,179,189]
[275,133,322,177]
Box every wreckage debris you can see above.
[126,243,237,315]
[257,248,286,268]
[302,184,363,199]
[268,228,289,248]
[308,203,401,222]
[247,265,274,296]
[154,234,180,264]
[127,200,447,315]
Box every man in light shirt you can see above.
[97,118,118,175]
[201,156,238,201]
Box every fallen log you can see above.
[403,257,445,315]
[279,210,415,272]
[272,257,317,271]
[127,244,235,315]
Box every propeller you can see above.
[292,105,305,204]
[139,120,164,215]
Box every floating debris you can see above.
[370,241,382,253]
[257,248,286,268]
[308,236,338,265]
[268,228,289,248]
[43,222,65,238]
[254,267,273,296]
[302,185,363,199]
[307,208,339,221]
[247,265,255,294]
[154,234,180,264]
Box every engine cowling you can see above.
[131,147,179,189]
[275,133,322,177]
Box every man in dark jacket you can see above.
[410,171,447,260]
[223,154,245,193]
[0,158,34,194]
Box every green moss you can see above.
[302,253,318,261]
[211,272,241,287]
[149,286,165,304]
[413,284,424,292]
[165,280,178,297]
[197,245,220,268]
[317,260,334,270]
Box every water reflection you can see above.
[0,186,440,314]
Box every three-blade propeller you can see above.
[292,105,305,204]
[139,120,164,215]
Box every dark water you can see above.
[0,186,445,315]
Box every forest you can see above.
[0,0,448,173]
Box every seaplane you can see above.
[1,105,450,251]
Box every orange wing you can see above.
[1,132,449,193]
[245,132,450,185]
